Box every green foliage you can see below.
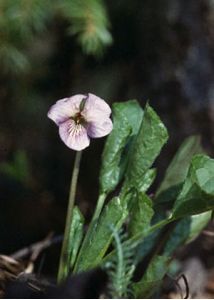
[132,210,170,265]
[134,230,162,264]
[58,0,112,55]
[124,103,168,192]
[132,255,170,298]
[69,206,84,270]
[74,197,128,273]
[99,100,143,195]
[0,0,53,73]
[172,154,214,218]
[0,0,112,73]
[156,135,204,204]
[105,227,136,298]
[187,211,212,242]
[99,105,132,194]
[61,100,213,298]
[138,168,157,193]
[59,206,84,280]
[163,211,212,256]
[129,192,154,237]
[113,100,144,136]
[0,0,53,35]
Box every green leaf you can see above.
[69,206,84,270]
[59,206,84,280]
[156,135,203,204]
[139,168,157,193]
[133,210,167,264]
[74,197,128,273]
[99,100,143,194]
[163,211,212,256]
[172,154,214,218]
[119,169,156,212]
[113,100,144,136]
[124,103,168,191]
[129,192,154,237]
[134,231,161,265]
[187,211,212,242]
[132,255,170,298]
[99,108,131,194]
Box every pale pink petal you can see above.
[87,118,113,138]
[59,119,90,151]
[82,93,111,122]
[47,94,85,125]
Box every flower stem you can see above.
[57,150,82,283]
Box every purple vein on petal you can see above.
[59,119,90,151]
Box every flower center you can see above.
[73,112,85,125]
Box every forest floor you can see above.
[0,220,214,299]
[163,219,214,299]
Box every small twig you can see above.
[166,274,184,299]
[11,233,63,261]
[28,281,43,292]
[30,233,53,263]
[166,273,189,299]
[202,230,214,237]
[37,253,46,276]
[177,274,189,299]
[174,278,184,299]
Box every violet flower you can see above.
[48,93,113,151]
